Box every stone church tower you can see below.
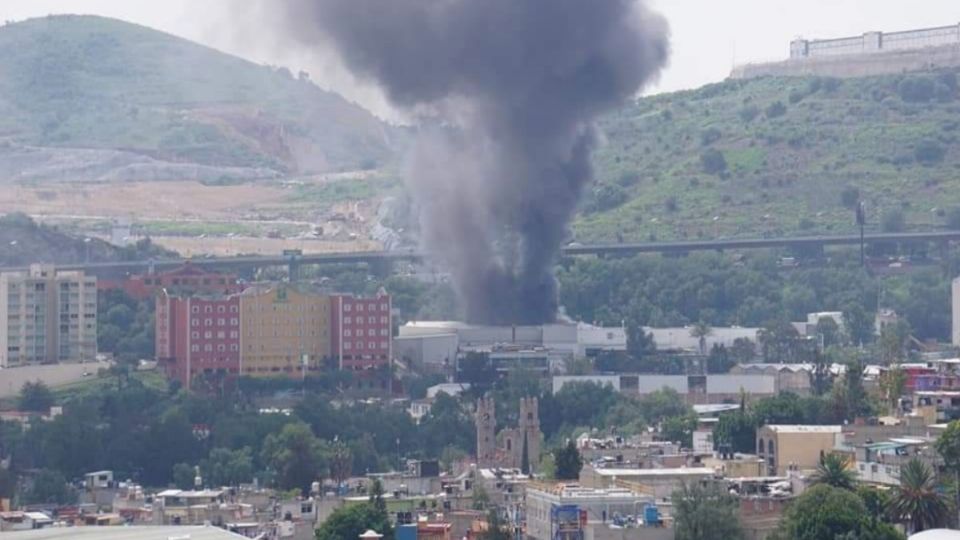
[475,396,497,467]
[518,397,541,472]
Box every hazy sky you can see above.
[2,1,959,118]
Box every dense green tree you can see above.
[772,484,905,540]
[672,481,744,540]
[889,458,949,534]
[23,469,76,505]
[18,381,54,412]
[713,408,756,454]
[202,447,254,488]
[172,462,196,490]
[661,414,698,448]
[844,304,876,345]
[758,320,811,363]
[934,420,960,527]
[261,422,329,494]
[478,509,513,540]
[418,393,475,456]
[315,500,394,540]
[810,453,857,490]
[554,440,583,481]
[815,316,841,348]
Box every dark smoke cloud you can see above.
[273,0,670,325]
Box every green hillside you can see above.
[579,71,960,242]
[0,15,397,176]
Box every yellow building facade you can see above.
[239,285,332,377]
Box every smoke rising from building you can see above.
[272,0,670,324]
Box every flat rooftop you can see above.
[590,467,715,477]
[0,526,246,540]
[765,425,842,434]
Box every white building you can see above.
[0,265,97,367]
[397,321,625,362]
[643,326,759,353]
[952,277,960,347]
[393,333,458,372]
[525,485,655,540]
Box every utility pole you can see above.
[856,201,866,267]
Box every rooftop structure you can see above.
[732,23,960,80]
[0,526,247,539]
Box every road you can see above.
[3,230,959,275]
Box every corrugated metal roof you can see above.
[1,525,246,540]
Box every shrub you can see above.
[765,101,787,118]
[898,76,936,103]
[881,208,906,233]
[617,170,640,187]
[914,140,946,165]
[593,183,627,212]
[946,207,960,230]
[840,186,860,209]
[738,105,759,123]
[664,196,679,213]
[700,148,727,175]
[700,127,722,146]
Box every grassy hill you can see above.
[578,71,960,242]
[0,15,398,178]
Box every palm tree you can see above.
[810,453,857,490]
[690,322,713,355]
[890,458,949,534]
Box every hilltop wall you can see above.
[731,43,960,80]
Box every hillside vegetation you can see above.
[0,15,398,181]
[579,70,960,242]
[0,214,174,267]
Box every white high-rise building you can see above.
[0,265,97,367]
[953,277,960,347]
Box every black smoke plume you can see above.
[273,0,669,325]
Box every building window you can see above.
[218,344,226,352]
[380,329,389,337]
[191,332,199,339]
[381,341,389,349]
[205,318,213,326]
[230,318,239,326]
[230,305,238,313]
[381,303,389,311]
[344,342,352,350]
[357,304,364,312]
[344,316,352,324]
[218,306,226,313]
[218,318,226,326]
[344,329,352,337]
[344,304,351,312]
[191,344,200,352]
[230,331,238,339]
[217,331,225,339]
[381,317,388,324]
[204,331,213,339]
[192,306,200,313]
[205,306,213,313]
[368,317,375,324]
[192,319,200,327]
[357,329,364,337]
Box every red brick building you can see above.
[100,263,241,300]
[156,290,241,389]
[330,288,392,372]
